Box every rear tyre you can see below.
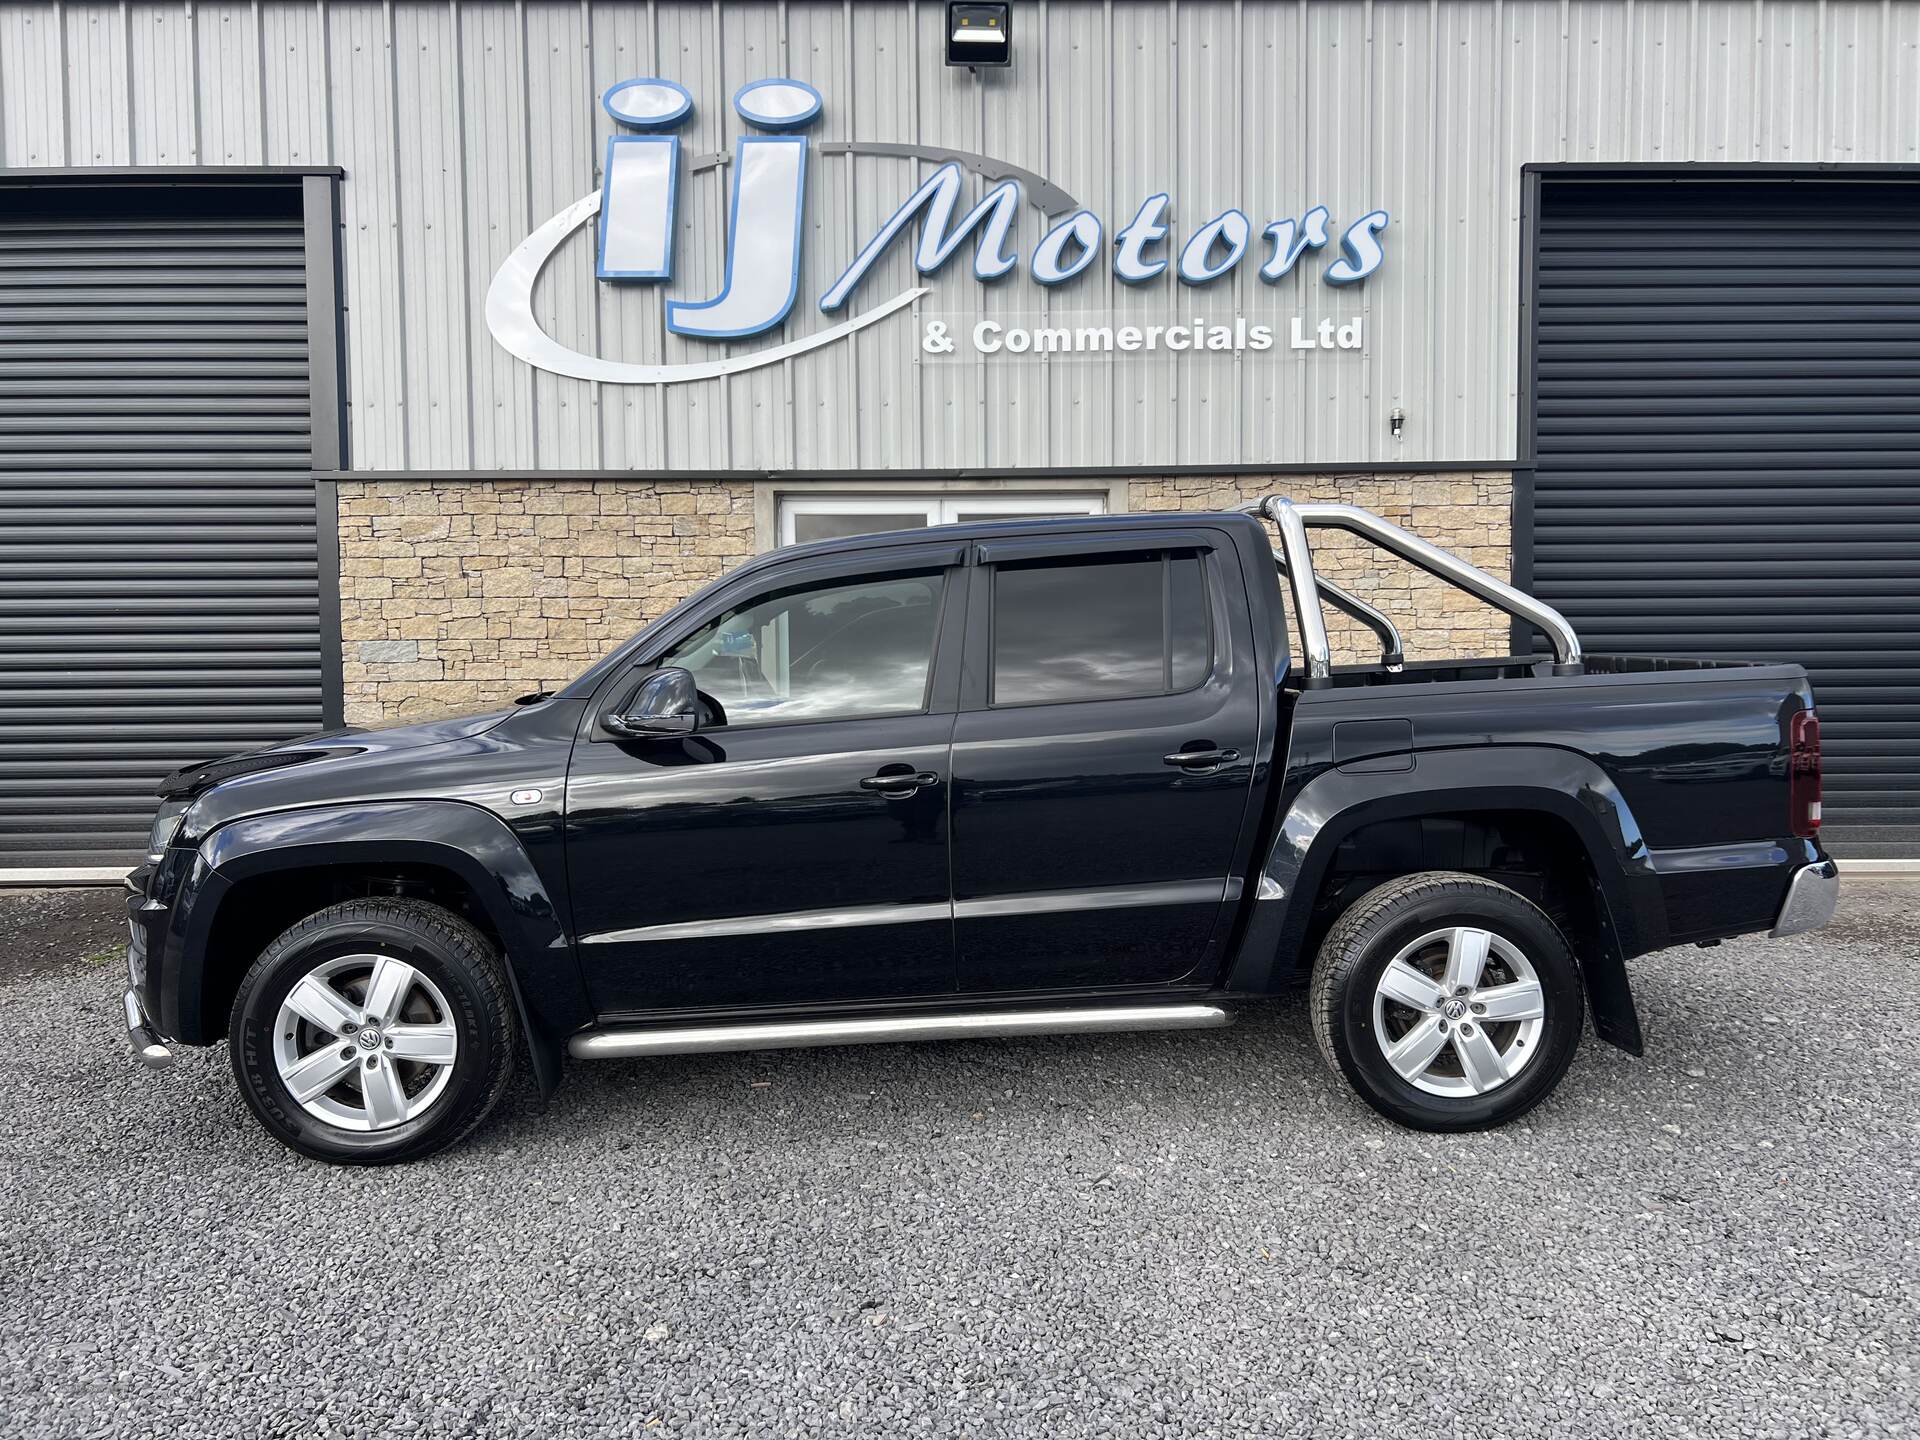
[229,898,517,1165]
[1309,871,1583,1131]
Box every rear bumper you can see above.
[122,987,174,1069]
[1770,859,1839,938]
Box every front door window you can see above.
[660,573,945,728]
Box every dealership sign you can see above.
[921,314,1366,358]
[486,78,1390,384]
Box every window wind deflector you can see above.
[784,539,970,571]
[974,528,1216,566]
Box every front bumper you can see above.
[1770,858,1839,938]
[122,863,175,1067]
[122,988,173,1069]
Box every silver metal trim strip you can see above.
[569,1002,1232,1060]
[0,866,132,887]
[582,900,952,947]
[955,878,1225,920]
[582,880,1227,946]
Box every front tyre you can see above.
[1309,872,1583,1131]
[229,898,517,1165]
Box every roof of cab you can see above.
[755,508,1264,573]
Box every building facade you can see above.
[2,0,1916,875]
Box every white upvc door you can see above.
[778,492,1106,547]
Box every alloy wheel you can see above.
[270,953,459,1132]
[1371,926,1546,1097]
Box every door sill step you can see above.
[568,1002,1231,1060]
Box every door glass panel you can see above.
[1169,553,1211,691]
[663,573,945,727]
[790,511,931,545]
[992,553,1210,707]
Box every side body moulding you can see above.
[577,879,1232,948]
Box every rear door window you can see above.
[991,552,1211,706]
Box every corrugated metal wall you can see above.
[0,179,323,871]
[2,0,1916,474]
[1530,176,1920,858]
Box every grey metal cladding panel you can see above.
[0,201,320,870]
[1530,179,1920,856]
[12,0,1920,471]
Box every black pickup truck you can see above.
[122,498,1837,1164]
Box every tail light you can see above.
[1789,708,1821,838]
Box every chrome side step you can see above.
[568,1002,1231,1061]
[122,989,174,1070]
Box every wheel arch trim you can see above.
[171,800,585,1099]
[1227,746,1661,1053]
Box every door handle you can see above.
[1163,747,1240,770]
[860,770,942,795]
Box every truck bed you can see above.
[1253,653,1820,989]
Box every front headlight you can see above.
[145,798,189,866]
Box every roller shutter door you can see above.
[0,181,327,873]
[1530,177,1920,860]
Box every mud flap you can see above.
[501,966,564,1105]
[1578,938,1645,1055]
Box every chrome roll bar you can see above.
[1270,547,1404,672]
[1259,500,1332,685]
[1237,496,1584,684]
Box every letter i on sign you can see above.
[597,79,692,279]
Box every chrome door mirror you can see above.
[604,666,700,737]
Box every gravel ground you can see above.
[0,882,1914,1440]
